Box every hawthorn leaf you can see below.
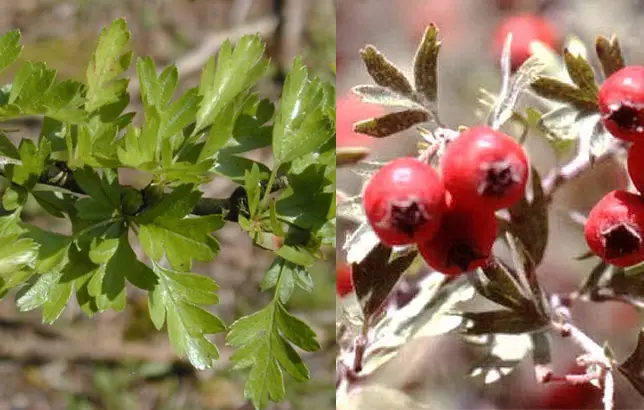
[563,48,598,95]
[360,45,413,96]
[595,35,625,78]
[531,77,597,111]
[459,309,548,335]
[227,299,319,409]
[0,236,38,275]
[148,262,225,370]
[351,243,417,320]
[351,85,422,110]
[195,34,267,132]
[353,109,429,138]
[506,167,548,265]
[136,185,223,271]
[9,61,56,111]
[413,23,441,104]
[85,18,132,112]
[0,29,22,74]
[272,57,333,165]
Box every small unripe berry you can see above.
[418,193,497,275]
[492,14,559,71]
[336,264,354,297]
[441,126,529,211]
[627,143,644,193]
[363,157,446,246]
[584,190,644,267]
[598,66,644,142]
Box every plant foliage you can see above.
[0,19,335,409]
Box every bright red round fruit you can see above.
[598,65,644,142]
[363,157,446,246]
[584,190,644,267]
[440,126,529,211]
[418,193,497,275]
[336,264,354,297]
[628,143,644,193]
[492,14,559,70]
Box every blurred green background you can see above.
[0,1,336,409]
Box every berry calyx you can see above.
[598,66,644,141]
[363,157,446,246]
[418,193,497,275]
[584,190,644,267]
[336,264,354,297]
[492,14,559,71]
[627,143,644,193]
[440,126,529,211]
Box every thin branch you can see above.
[0,163,288,223]
[542,139,628,201]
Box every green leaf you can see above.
[85,18,132,112]
[195,34,267,132]
[227,259,319,409]
[0,235,38,275]
[9,61,56,111]
[148,262,225,370]
[244,163,262,219]
[73,167,122,221]
[272,57,334,165]
[563,49,598,95]
[136,185,223,271]
[16,269,72,323]
[531,77,597,111]
[0,30,22,74]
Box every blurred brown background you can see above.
[337,0,644,408]
[0,1,335,409]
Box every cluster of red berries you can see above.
[585,66,644,267]
[363,126,529,275]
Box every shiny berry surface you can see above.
[584,190,644,267]
[418,193,497,275]
[363,157,446,246]
[441,126,529,211]
[598,66,644,141]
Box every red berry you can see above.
[584,190,644,267]
[418,193,497,275]
[492,14,559,70]
[363,157,446,246]
[628,143,644,193]
[441,126,529,211]
[336,264,354,297]
[598,66,644,142]
[336,93,384,149]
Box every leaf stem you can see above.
[260,166,279,211]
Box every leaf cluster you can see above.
[0,18,335,409]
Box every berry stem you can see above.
[542,140,627,201]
